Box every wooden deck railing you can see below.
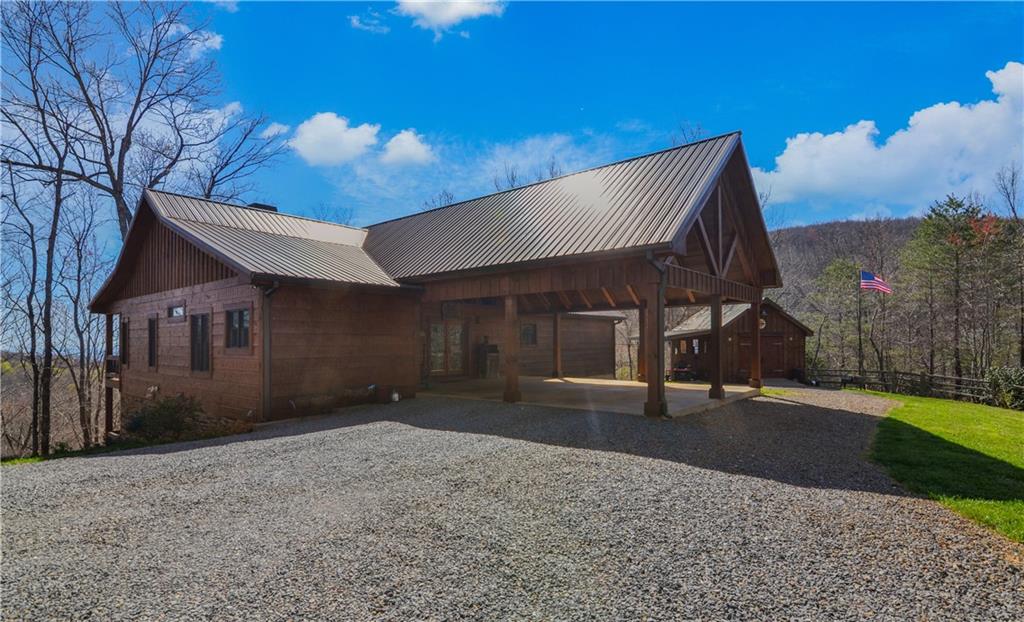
[811,368,1024,408]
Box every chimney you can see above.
[248,202,278,212]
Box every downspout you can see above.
[259,281,280,422]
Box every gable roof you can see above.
[144,190,399,287]
[665,304,750,339]
[664,298,813,339]
[364,132,742,280]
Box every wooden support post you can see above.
[709,294,725,399]
[503,295,521,402]
[749,294,763,389]
[552,312,563,378]
[104,313,114,436]
[637,302,647,382]
[643,283,666,417]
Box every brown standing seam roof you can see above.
[363,132,741,280]
[146,189,400,287]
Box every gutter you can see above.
[258,280,280,422]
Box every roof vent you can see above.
[248,202,278,212]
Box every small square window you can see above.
[226,308,250,349]
[520,323,537,346]
[168,304,185,319]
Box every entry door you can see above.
[429,320,465,376]
[762,336,786,377]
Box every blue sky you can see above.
[200,1,1023,227]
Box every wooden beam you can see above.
[577,289,593,309]
[722,234,738,276]
[749,294,763,389]
[552,312,562,378]
[600,286,617,307]
[709,294,725,399]
[556,290,573,310]
[643,282,667,417]
[625,284,641,306]
[503,295,521,402]
[535,292,552,311]
[696,215,720,276]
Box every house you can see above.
[666,298,812,382]
[90,131,782,427]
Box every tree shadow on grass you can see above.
[81,394,1024,500]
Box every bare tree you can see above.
[54,194,109,448]
[187,113,286,202]
[309,201,355,225]
[493,161,520,191]
[669,121,706,147]
[2,164,41,455]
[422,189,455,212]
[995,162,1023,366]
[1,1,283,239]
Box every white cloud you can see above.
[381,129,435,165]
[259,122,291,139]
[849,204,893,221]
[289,112,380,166]
[168,23,223,59]
[752,61,1024,211]
[210,1,239,13]
[395,0,505,41]
[349,10,390,34]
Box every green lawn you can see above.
[865,390,1024,542]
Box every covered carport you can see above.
[363,131,781,417]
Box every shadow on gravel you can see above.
[85,395,1024,499]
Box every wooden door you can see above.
[429,320,466,376]
[762,335,786,377]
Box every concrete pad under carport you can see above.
[422,376,759,418]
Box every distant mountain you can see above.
[767,217,921,314]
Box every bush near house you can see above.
[124,395,251,443]
[867,390,1024,542]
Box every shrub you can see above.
[985,367,1024,411]
[124,395,202,442]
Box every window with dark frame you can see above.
[168,304,185,319]
[119,319,129,365]
[225,308,250,349]
[147,317,158,368]
[520,323,537,346]
[190,313,210,372]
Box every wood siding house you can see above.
[666,298,812,382]
[91,131,782,428]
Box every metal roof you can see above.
[146,189,399,288]
[363,132,741,280]
[665,304,749,339]
[566,310,627,320]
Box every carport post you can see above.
[551,312,563,378]
[643,283,667,417]
[749,294,763,388]
[503,295,522,402]
[709,294,725,399]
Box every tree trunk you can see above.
[953,251,963,379]
[39,174,64,455]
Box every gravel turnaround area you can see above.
[3,388,1022,621]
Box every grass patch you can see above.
[760,387,792,398]
[1,440,153,467]
[863,389,1024,542]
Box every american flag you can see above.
[860,270,893,294]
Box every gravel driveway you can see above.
[3,388,1022,620]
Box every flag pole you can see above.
[857,268,864,377]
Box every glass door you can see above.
[429,320,465,376]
